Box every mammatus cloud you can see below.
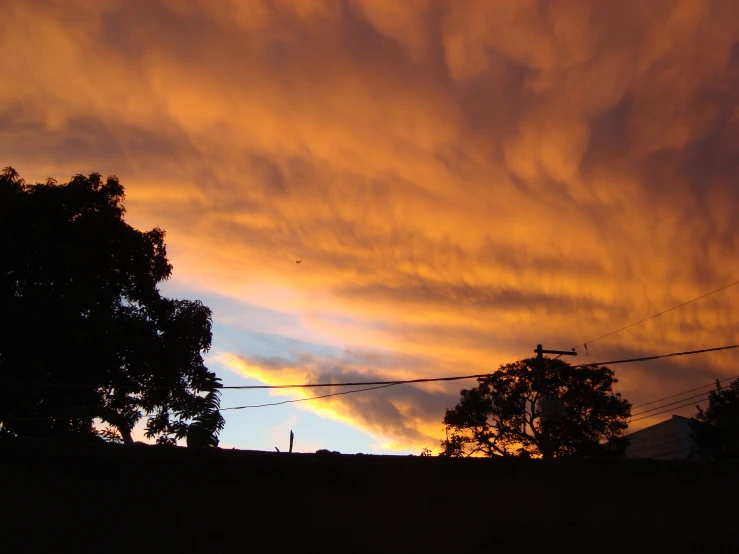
[3,0,739,449]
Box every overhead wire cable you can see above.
[217,373,496,390]
[631,374,739,409]
[571,345,737,368]
[630,390,713,418]
[218,345,738,410]
[220,383,398,411]
[628,397,709,423]
[5,344,736,416]
[554,278,739,358]
[219,345,737,409]
[572,278,739,351]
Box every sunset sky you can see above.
[3,0,739,454]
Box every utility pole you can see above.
[535,344,577,460]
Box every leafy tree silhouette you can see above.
[441,357,631,458]
[186,389,226,448]
[693,378,739,459]
[0,167,223,446]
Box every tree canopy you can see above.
[693,378,739,459]
[0,167,224,446]
[441,357,631,458]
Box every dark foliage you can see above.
[693,378,739,459]
[441,357,631,458]
[186,390,226,448]
[0,167,224,446]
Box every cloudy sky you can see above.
[3,0,739,454]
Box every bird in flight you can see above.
[296,260,302,263]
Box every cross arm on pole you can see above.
[534,344,577,357]
[533,344,576,460]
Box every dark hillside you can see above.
[2,439,738,553]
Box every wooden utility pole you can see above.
[535,344,577,460]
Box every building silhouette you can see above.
[625,415,697,460]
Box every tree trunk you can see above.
[120,427,133,445]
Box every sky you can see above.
[2,0,739,454]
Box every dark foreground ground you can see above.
[2,439,738,553]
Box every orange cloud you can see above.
[3,0,739,447]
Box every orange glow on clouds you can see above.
[3,0,739,449]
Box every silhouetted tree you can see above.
[441,358,631,458]
[0,167,224,446]
[186,389,225,448]
[692,378,739,459]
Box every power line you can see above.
[617,373,737,434]
[629,397,708,424]
[632,374,738,409]
[624,373,739,427]
[140,344,739,393]
[226,345,736,413]
[630,390,711,418]
[220,383,397,411]
[3,347,734,436]
[5,346,736,421]
[566,278,739,353]
[217,373,496,390]
[571,345,738,368]
[5,345,735,404]
[1,385,410,418]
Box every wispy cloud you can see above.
[3,0,739,446]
